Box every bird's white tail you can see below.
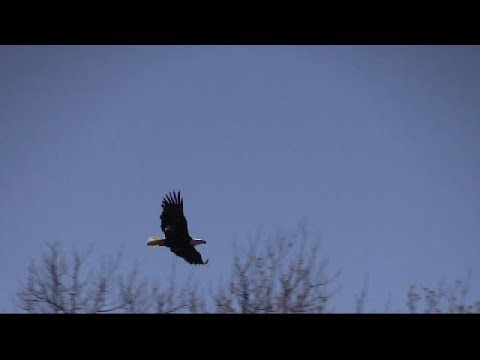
[190,238,207,246]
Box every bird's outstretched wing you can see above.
[160,191,189,242]
[171,246,208,265]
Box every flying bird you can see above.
[147,191,208,265]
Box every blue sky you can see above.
[1,45,479,312]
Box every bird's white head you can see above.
[147,236,166,246]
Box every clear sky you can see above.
[1,45,479,312]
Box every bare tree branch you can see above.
[214,224,336,313]
[406,271,479,313]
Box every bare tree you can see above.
[16,242,202,313]
[21,233,479,314]
[406,271,480,314]
[214,223,338,313]
[17,242,121,313]
[355,275,369,313]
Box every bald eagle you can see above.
[147,191,208,265]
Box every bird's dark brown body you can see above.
[147,191,208,265]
